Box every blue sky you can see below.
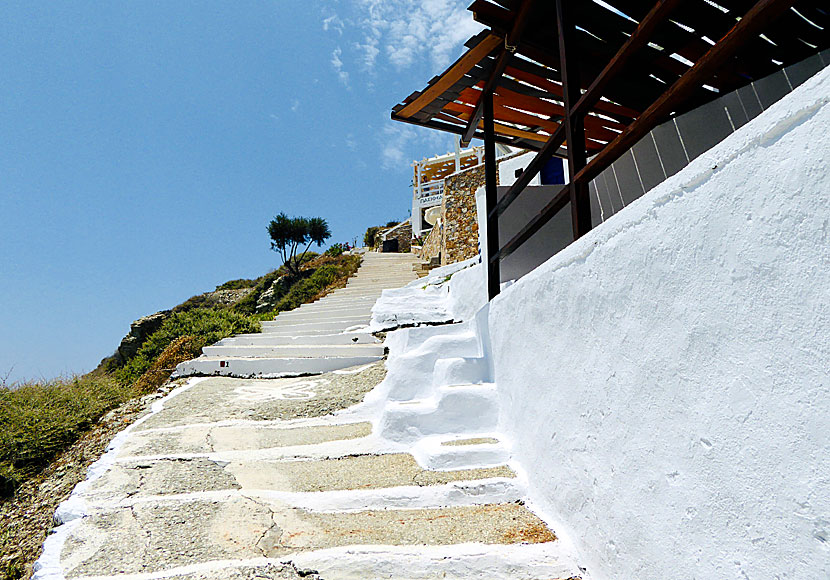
[0,1,481,383]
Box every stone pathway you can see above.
[176,252,419,378]
[37,254,579,580]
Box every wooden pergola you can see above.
[392,0,829,299]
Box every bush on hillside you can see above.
[364,226,381,247]
[115,308,260,386]
[215,278,258,291]
[274,254,360,312]
[325,243,345,257]
[0,374,132,496]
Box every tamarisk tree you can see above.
[267,213,331,278]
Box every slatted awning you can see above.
[391,0,829,301]
[392,0,829,154]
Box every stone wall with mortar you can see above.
[419,225,441,261]
[440,164,485,265]
[381,220,412,253]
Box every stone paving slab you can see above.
[118,422,373,457]
[63,498,553,578]
[88,453,515,499]
[227,454,515,493]
[135,364,384,432]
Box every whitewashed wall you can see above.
[488,67,830,579]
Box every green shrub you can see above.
[0,374,132,496]
[274,265,339,312]
[172,293,210,313]
[325,243,345,257]
[232,270,286,315]
[215,278,258,291]
[274,255,361,312]
[364,226,381,247]
[115,308,260,386]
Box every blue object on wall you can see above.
[540,157,565,185]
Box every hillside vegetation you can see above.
[0,252,361,500]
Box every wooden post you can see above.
[483,90,500,301]
[556,0,591,239]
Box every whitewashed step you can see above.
[260,326,370,337]
[202,344,385,357]
[288,543,577,580]
[269,313,370,325]
[412,434,511,470]
[175,354,382,377]
[219,333,377,346]
[296,302,375,312]
[261,320,365,332]
[379,383,501,444]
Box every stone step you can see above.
[289,544,576,580]
[175,354,382,377]
[344,280,415,287]
[311,293,382,302]
[219,333,377,345]
[272,312,370,323]
[296,300,375,309]
[118,422,374,457]
[379,383,501,444]
[202,344,385,358]
[261,320,367,332]
[412,435,511,471]
[87,453,514,498]
[61,498,557,578]
[260,322,367,335]
[259,327,369,338]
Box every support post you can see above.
[556,0,591,239]
[483,90,500,301]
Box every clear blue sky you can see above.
[0,1,481,383]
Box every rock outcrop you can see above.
[114,311,170,364]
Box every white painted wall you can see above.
[487,67,830,579]
[497,151,542,186]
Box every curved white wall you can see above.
[488,67,830,579]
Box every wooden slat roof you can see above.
[392,0,829,153]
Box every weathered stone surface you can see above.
[133,363,386,432]
[62,498,554,577]
[227,453,514,493]
[381,220,413,253]
[119,422,373,457]
[115,311,171,363]
[256,275,291,313]
[419,225,441,262]
[441,164,485,266]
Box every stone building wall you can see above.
[419,225,441,261]
[381,220,412,252]
[440,164,485,265]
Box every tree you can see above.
[267,213,331,278]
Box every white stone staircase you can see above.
[175,252,419,378]
[376,320,511,471]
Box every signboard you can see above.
[418,194,443,206]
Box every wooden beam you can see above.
[483,91,501,301]
[504,66,640,121]
[391,112,537,151]
[442,102,553,143]
[396,34,502,119]
[460,0,537,147]
[557,0,591,239]
[572,0,683,119]
[574,0,799,186]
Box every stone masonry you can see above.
[381,220,413,253]
[440,164,484,265]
